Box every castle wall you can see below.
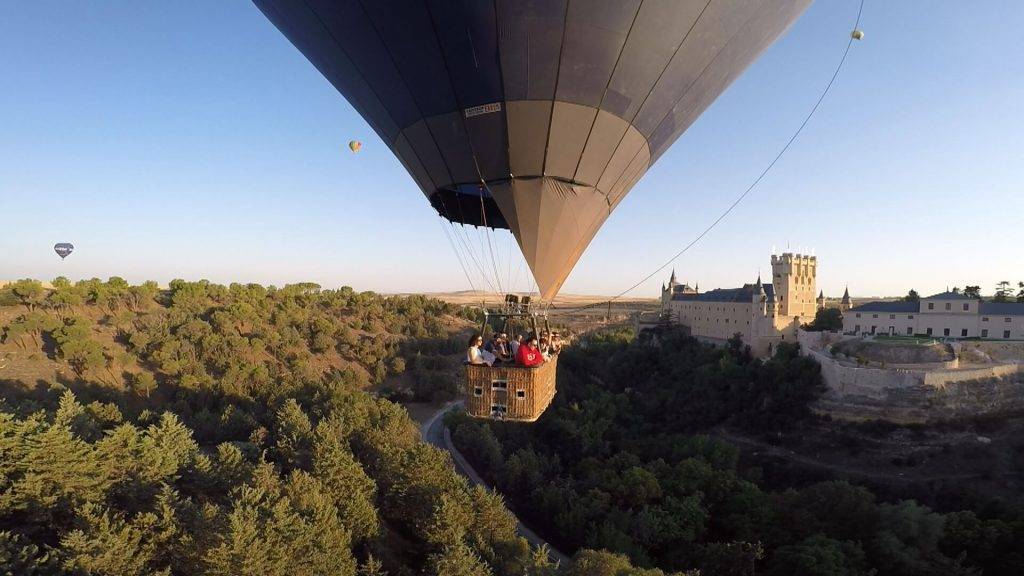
[799,331,1024,423]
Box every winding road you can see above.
[420,401,570,565]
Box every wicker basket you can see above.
[464,356,558,422]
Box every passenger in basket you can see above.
[539,337,552,361]
[467,333,496,366]
[509,334,522,358]
[516,335,544,367]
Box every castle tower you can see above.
[840,286,852,313]
[770,252,817,320]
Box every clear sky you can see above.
[2,1,1022,298]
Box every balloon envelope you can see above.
[349,140,362,152]
[54,243,74,259]
[255,0,812,299]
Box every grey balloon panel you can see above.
[359,0,457,116]
[497,0,567,101]
[402,119,454,188]
[426,0,504,109]
[506,100,552,176]
[544,102,597,181]
[555,0,641,108]
[255,0,813,298]
[602,0,707,120]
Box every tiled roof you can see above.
[980,301,1024,315]
[925,291,976,300]
[672,283,775,303]
[849,300,919,313]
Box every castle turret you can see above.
[840,286,852,312]
[817,290,826,310]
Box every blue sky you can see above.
[2,1,1022,298]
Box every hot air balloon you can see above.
[54,243,74,260]
[254,0,812,420]
[851,29,864,40]
[349,140,362,153]
[255,0,811,301]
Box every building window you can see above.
[928,303,934,310]
[889,314,895,319]
[982,329,988,338]
[856,313,861,318]
[1006,318,1012,323]
[926,328,933,336]
[491,380,507,390]
[908,315,914,319]
[871,326,876,334]
[872,314,878,319]
[1005,330,1012,339]
[961,328,968,337]
[855,324,860,333]
[474,387,483,397]
[906,327,913,335]
[945,303,952,310]
[983,317,989,322]
[516,390,525,398]
[963,303,970,311]
[943,328,950,336]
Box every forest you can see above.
[449,328,1024,576]
[0,277,665,575]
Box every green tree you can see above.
[6,279,46,310]
[994,280,1013,302]
[767,534,871,576]
[963,285,981,299]
[805,308,843,332]
[903,289,920,302]
[311,420,379,542]
[427,543,493,576]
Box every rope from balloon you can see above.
[550,0,866,317]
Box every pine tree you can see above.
[311,421,379,542]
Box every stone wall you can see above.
[798,330,1024,423]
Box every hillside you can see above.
[0,277,664,576]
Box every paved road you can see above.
[420,401,570,565]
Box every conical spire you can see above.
[842,286,850,299]
[818,289,824,298]
[669,268,677,283]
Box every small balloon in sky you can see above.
[348,140,362,153]
[851,29,864,40]
[54,243,74,259]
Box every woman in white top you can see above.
[466,333,496,366]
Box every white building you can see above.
[843,290,1024,339]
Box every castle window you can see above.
[943,328,950,336]
[856,313,861,318]
[982,329,988,338]
[928,303,934,310]
[926,328,933,335]
[908,315,914,319]
[945,303,951,310]
[1005,330,1012,339]
[1006,317,1012,323]
[961,329,968,337]
[963,303,970,311]
[983,317,989,322]
[872,314,878,319]
[907,327,913,335]
[889,314,895,319]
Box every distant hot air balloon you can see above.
[255,0,812,300]
[349,140,362,153]
[851,29,864,40]
[54,243,74,260]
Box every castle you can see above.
[659,253,847,356]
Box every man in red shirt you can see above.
[516,335,545,367]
